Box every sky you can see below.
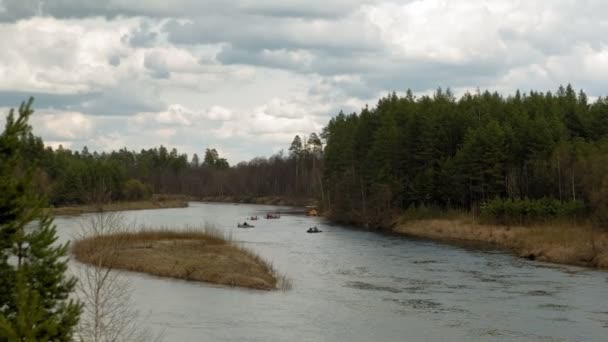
[1,0,607,164]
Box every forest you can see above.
[322,85,608,226]
[20,127,323,206]
[13,84,608,227]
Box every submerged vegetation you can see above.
[72,227,289,291]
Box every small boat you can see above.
[250,216,259,220]
[237,223,255,228]
[266,213,281,219]
[307,227,322,233]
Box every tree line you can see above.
[321,85,608,226]
[2,85,607,339]
[19,125,323,206]
[1,99,159,341]
[10,84,608,227]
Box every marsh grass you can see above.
[393,216,608,269]
[72,225,287,290]
[51,198,189,216]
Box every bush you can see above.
[590,178,608,228]
[480,197,586,225]
[122,179,152,201]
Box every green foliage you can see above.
[288,135,303,158]
[321,85,608,225]
[480,198,586,225]
[203,148,229,169]
[0,99,81,341]
[10,84,608,229]
[122,179,152,201]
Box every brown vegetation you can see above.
[393,216,608,269]
[75,212,159,342]
[72,228,288,290]
[200,195,314,207]
[51,195,189,216]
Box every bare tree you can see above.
[74,212,162,342]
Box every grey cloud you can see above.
[374,57,507,88]
[0,0,376,21]
[217,44,382,74]
[143,52,170,79]
[164,14,379,52]
[0,85,165,116]
[216,41,509,96]
[216,46,311,71]
[238,0,379,18]
[78,84,165,115]
[0,91,97,110]
[0,0,113,21]
[122,21,158,48]
[108,55,121,66]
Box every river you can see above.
[54,202,608,341]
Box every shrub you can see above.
[122,179,152,201]
[481,197,586,225]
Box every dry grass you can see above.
[51,199,188,216]
[199,195,313,207]
[393,216,608,269]
[72,227,288,290]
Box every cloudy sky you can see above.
[1,0,607,163]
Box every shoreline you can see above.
[50,199,189,216]
[72,229,289,290]
[60,197,607,271]
[199,195,314,207]
[390,216,608,270]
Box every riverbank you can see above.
[391,216,608,269]
[72,228,288,290]
[200,195,314,207]
[50,196,189,216]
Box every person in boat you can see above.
[307,226,321,233]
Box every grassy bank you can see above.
[392,216,608,269]
[200,195,314,207]
[72,228,289,290]
[51,195,189,216]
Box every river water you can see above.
[54,202,608,341]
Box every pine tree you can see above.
[288,135,303,158]
[191,153,200,167]
[0,98,81,341]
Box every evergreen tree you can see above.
[288,135,303,158]
[203,148,219,167]
[0,99,81,341]
[191,153,200,167]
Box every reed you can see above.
[51,199,188,216]
[393,216,608,269]
[72,226,286,290]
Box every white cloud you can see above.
[132,104,193,126]
[0,17,138,94]
[365,0,606,65]
[213,96,328,142]
[1,0,608,164]
[31,110,93,140]
[204,106,233,121]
